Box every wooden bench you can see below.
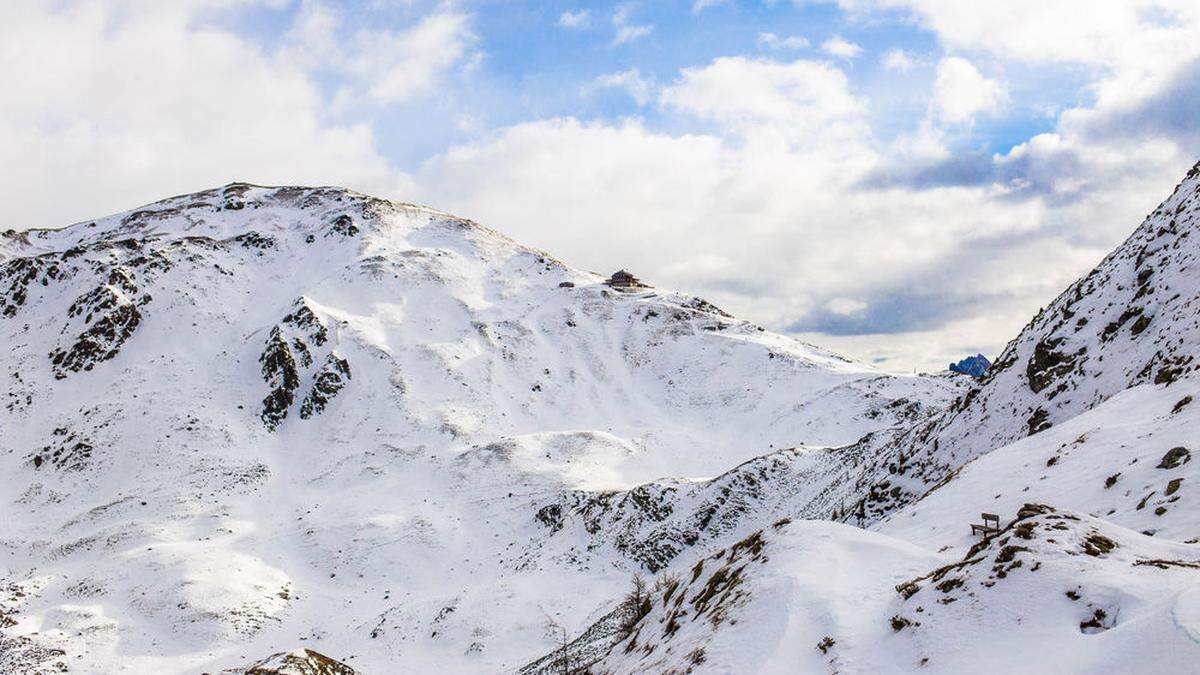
[970,513,1001,536]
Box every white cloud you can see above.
[758,32,810,50]
[856,0,1200,228]
[613,24,653,46]
[661,57,867,145]
[930,57,1007,124]
[845,0,1200,67]
[826,298,868,315]
[612,4,653,46]
[6,0,1198,373]
[409,33,1200,370]
[558,10,590,28]
[847,1,1200,147]
[587,69,655,105]
[692,0,731,12]
[412,56,1069,371]
[821,35,863,59]
[0,1,404,230]
[881,48,915,71]
[285,2,476,107]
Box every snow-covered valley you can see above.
[3,162,1200,674]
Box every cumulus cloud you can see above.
[930,57,1007,124]
[847,0,1200,67]
[881,48,916,71]
[0,1,404,230]
[661,57,866,141]
[826,297,868,315]
[587,69,655,105]
[409,0,1200,369]
[821,35,863,59]
[284,2,476,107]
[5,0,1198,372]
[558,10,590,28]
[612,4,653,46]
[758,32,810,50]
[411,55,1087,371]
[856,0,1199,238]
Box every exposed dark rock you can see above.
[1026,337,1081,394]
[234,231,276,252]
[283,301,329,346]
[1173,395,1193,414]
[949,354,991,378]
[1157,447,1191,470]
[299,353,351,419]
[50,296,143,379]
[1027,408,1051,436]
[1,256,65,317]
[260,328,300,430]
[683,296,732,318]
[27,427,94,472]
[329,214,359,237]
[238,648,357,674]
[1079,608,1110,633]
[1101,306,1143,342]
[1081,534,1117,557]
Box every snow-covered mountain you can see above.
[840,161,1200,524]
[948,353,989,378]
[525,161,1200,673]
[0,183,953,673]
[3,159,1200,674]
[562,501,1200,674]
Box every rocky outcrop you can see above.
[233,648,356,674]
[258,299,350,430]
[299,353,351,420]
[260,327,302,430]
[50,265,149,379]
[27,426,94,472]
[529,447,842,572]
[949,353,990,378]
[1,255,64,317]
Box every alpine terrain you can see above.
[2,161,1200,674]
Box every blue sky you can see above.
[210,0,1057,163]
[4,0,1199,370]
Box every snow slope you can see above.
[812,159,1200,526]
[524,161,1200,673]
[0,183,952,673]
[5,159,1199,674]
[542,508,1200,674]
[878,380,1200,550]
[522,153,1200,572]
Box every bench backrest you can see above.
[981,513,999,524]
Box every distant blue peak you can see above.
[949,354,991,378]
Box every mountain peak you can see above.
[1,182,499,259]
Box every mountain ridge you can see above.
[519,160,1200,672]
[3,162,1199,673]
[0,181,954,673]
